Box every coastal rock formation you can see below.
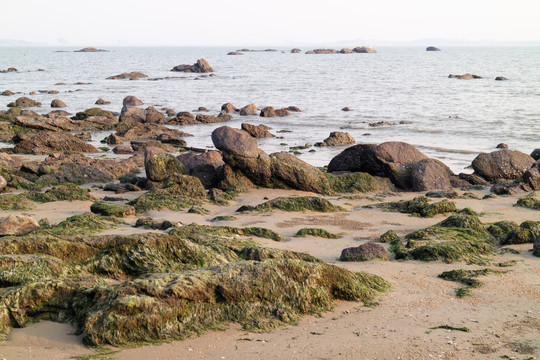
[13,132,99,155]
[448,74,482,80]
[0,67,18,73]
[531,149,540,160]
[107,72,148,80]
[495,76,508,81]
[339,48,354,54]
[7,97,41,108]
[111,123,191,143]
[327,142,455,190]
[353,46,377,53]
[95,98,111,105]
[50,99,66,108]
[221,103,237,113]
[0,214,40,236]
[1,90,15,96]
[426,46,441,51]
[177,150,225,188]
[472,150,535,181]
[123,96,144,106]
[144,147,187,182]
[291,48,301,53]
[239,104,257,116]
[212,126,333,195]
[315,132,355,147]
[119,106,166,125]
[241,123,275,138]
[339,242,389,261]
[171,58,213,73]
[227,52,243,55]
[306,49,338,54]
[74,47,108,52]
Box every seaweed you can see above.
[438,268,505,297]
[248,196,344,213]
[368,196,456,218]
[295,228,340,239]
[515,193,540,211]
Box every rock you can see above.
[221,103,237,113]
[227,51,243,55]
[112,145,134,154]
[315,132,355,147]
[490,183,528,196]
[328,144,381,173]
[260,107,276,117]
[291,48,301,53]
[1,90,15,96]
[449,73,482,80]
[197,107,208,112]
[90,202,135,217]
[495,76,508,81]
[171,58,213,73]
[239,104,257,116]
[241,123,275,138]
[0,175,7,191]
[426,46,441,51]
[342,107,351,111]
[157,133,187,146]
[95,98,111,105]
[107,72,147,80]
[119,106,166,125]
[0,214,40,236]
[496,143,508,149]
[7,97,41,108]
[534,235,540,257]
[411,158,453,191]
[275,108,290,117]
[144,147,187,182]
[116,123,191,143]
[308,49,338,54]
[14,115,77,132]
[530,149,540,160]
[523,167,540,190]
[177,150,225,188]
[212,126,259,158]
[50,99,66,108]
[458,173,490,186]
[13,132,99,155]
[123,96,144,106]
[74,47,108,52]
[339,242,388,261]
[472,150,535,181]
[352,46,377,53]
[286,106,301,112]
[339,48,353,54]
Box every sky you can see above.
[1,0,540,46]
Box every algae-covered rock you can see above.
[515,193,540,210]
[91,202,135,217]
[27,183,91,203]
[73,259,388,346]
[390,214,494,263]
[145,150,187,182]
[487,221,519,242]
[327,172,378,193]
[379,230,400,243]
[372,196,456,217]
[339,242,389,262]
[295,228,340,239]
[129,174,206,212]
[247,196,344,213]
[502,220,540,244]
[72,108,116,121]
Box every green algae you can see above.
[72,108,116,121]
[210,216,237,222]
[0,193,33,210]
[501,221,540,245]
[379,230,400,243]
[90,202,135,217]
[248,196,344,213]
[326,172,378,193]
[27,183,92,203]
[438,268,505,298]
[515,193,540,211]
[188,206,210,215]
[368,196,457,218]
[295,228,340,239]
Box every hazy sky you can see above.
[2,0,540,46]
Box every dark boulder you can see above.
[472,150,535,181]
[339,242,388,261]
[495,76,508,81]
[291,48,301,53]
[426,46,441,51]
[531,149,540,160]
[177,150,225,188]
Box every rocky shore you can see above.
[0,90,539,359]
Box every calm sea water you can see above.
[1,46,539,173]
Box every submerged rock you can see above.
[315,131,355,147]
[50,99,66,108]
[107,72,148,80]
[7,97,41,108]
[75,47,108,52]
[171,58,213,73]
[426,46,441,51]
[241,123,275,138]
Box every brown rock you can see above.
[107,72,147,80]
[221,103,237,113]
[523,166,540,190]
[286,106,301,112]
[171,58,213,73]
[352,46,377,53]
[13,132,99,155]
[239,104,257,116]
[7,97,41,108]
[177,150,225,188]
[411,158,453,191]
[1,90,15,96]
[211,126,259,158]
[309,49,338,54]
[339,242,388,261]
[95,98,111,105]
[260,107,276,117]
[75,47,108,52]
[144,147,186,182]
[50,99,67,108]
[458,173,490,186]
[291,48,301,53]
[275,108,290,117]
[315,131,355,147]
[496,143,508,149]
[339,48,353,54]
[0,215,40,237]
[495,76,508,81]
[472,150,535,181]
[449,73,482,80]
[123,96,144,106]
[241,123,275,138]
[112,145,134,154]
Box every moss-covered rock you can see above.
[295,228,340,239]
[145,154,187,182]
[72,108,116,121]
[91,202,135,217]
[487,221,519,242]
[370,196,457,217]
[129,175,206,212]
[379,230,400,243]
[0,193,34,210]
[327,172,378,193]
[502,220,540,244]
[210,215,237,222]
[515,193,540,210]
[27,183,92,203]
[248,196,344,213]
[188,206,210,215]
[390,214,494,263]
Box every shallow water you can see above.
[1,46,539,172]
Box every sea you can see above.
[1,46,539,173]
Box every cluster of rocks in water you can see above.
[0,88,539,347]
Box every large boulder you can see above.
[0,215,40,236]
[352,46,377,53]
[171,58,213,73]
[211,126,259,158]
[13,132,99,155]
[523,166,540,190]
[123,96,143,106]
[7,97,41,108]
[177,150,225,188]
[531,149,540,161]
[50,99,66,108]
[328,144,382,174]
[426,46,441,51]
[411,158,453,191]
[472,150,535,181]
[339,242,388,261]
[315,132,355,147]
[239,104,257,116]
